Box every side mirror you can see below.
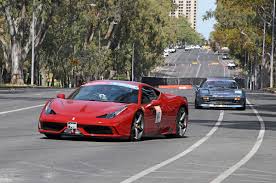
[57,93,65,99]
[146,100,161,109]
[151,100,161,106]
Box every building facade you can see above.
[170,0,197,30]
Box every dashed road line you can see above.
[195,64,202,78]
[195,54,201,77]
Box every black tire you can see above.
[167,107,188,138]
[195,100,201,109]
[239,102,246,110]
[44,133,61,139]
[130,111,144,141]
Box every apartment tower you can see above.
[170,0,197,29]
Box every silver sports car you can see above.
[194,78,246,110]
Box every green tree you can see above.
[0,0,60,84]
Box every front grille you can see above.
[210,97,233,101]
[41,122,66,131]
[207,97,241,105]
[82,125,113,135]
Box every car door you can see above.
[140,86,164,135]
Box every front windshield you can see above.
[68,84,139,104]
[201,80,238,89]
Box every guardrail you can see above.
[142,77,246,89]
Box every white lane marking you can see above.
[0,168,22,183]
[0,104,44,115]
[171,50,183,63]
[210,99,265,183]
[195,64,202,78]
[195,53,201,77]
[120,110,224,183]
[172,51,184,73]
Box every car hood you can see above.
[200,88,242,97]
[50,99,127,117]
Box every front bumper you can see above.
[38,118,132,139]
[199,103,244,108]
[196,96,245,109]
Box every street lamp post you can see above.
[270,0,276,88]
[261,21,266,89]
[132,43,135,81]
[31,0,35,85]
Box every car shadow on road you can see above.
[254,104,276,113]
[196,119,264,130]
[40,135,188,143]
[41,136,129,143]
[193,117,276,131]
[193,107,246,111]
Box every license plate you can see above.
[67,122,77,130]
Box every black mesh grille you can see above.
[41,122,66,131]
[207,97,242,105]
[210,97,234,102]
[82,125,113,135]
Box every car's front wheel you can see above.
[130,111,144,141]
[175,107,188,137]
[239,101,246,110]
[195,100,199,109]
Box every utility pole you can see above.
[132,43,135,81]
[99,29,101,52]
[261,22,266,89]
[270,0,276,88]
[31,0,35,85]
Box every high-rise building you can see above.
[170,0,197,30]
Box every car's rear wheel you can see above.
[44,133,61,139]
[130,111,144,141]
[175,107,188,137]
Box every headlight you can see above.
[97,106,127,119]
[44,101,56,115]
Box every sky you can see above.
[196,0,216,40]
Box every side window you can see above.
[142,86,159,104]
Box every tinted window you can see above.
[142,86,160,104]
[201,80,238,89]
[68,84,138,104]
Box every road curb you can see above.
[159,85,193,90]
[0,86,66,90]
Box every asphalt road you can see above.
[0,50,275,183]
[155,49,235,78]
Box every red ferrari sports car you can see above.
[38,80,189,141]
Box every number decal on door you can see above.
[154,106,162,123]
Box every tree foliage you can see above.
[0,0,203,85]
[208,0,274,88]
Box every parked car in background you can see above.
[227,62,236,69]
[163,51,169,57]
